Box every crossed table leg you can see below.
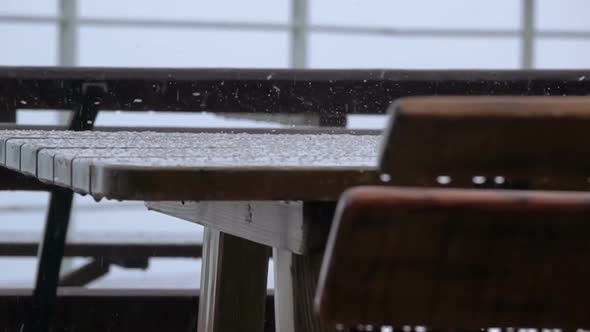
[147,200,337,332]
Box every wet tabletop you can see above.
[0,130,380,201]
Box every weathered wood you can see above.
[146,201,314,254]
[273,203,336,332]
[381,96,590,190]
[198,228,270,332]
[0,130,379,200]
[316,186,590,328]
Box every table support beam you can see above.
[273,202,336,332]
[198,228,271,332]
[273,248,335,332]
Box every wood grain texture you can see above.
[0,129,379,200]
[273,203,337,332]
[146,201,312,254]
[198,229,270,332]
[381,96,590,190]
[316,186,590,328]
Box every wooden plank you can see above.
[146,201,313,254]
[316,186,590,328]
[273,203,336,332]
[198,228,270,332]
[90,165,377,201]
[0,130,378,200]
[381,96,590,190]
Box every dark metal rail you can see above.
[1,67,589,116]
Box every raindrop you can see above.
[133,98,143,103]
[436,175,451,185]
[19,100,27,105]
[472,175,486,185]
[192,92,201,96]
[380,173,392,183]
[494,176,505,184]
[579,76,586,81]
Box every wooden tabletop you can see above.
[0,129,380,201]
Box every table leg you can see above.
[25,187,74,332]
[273,248,335,332]
[273,201,337,332]
[198,227,271,332]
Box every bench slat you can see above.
[316,186,590,328]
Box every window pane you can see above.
[310,34,519,69]
[0,0,57,16]
[79,27,288,68]
[537,0,590,31]
[311,0,520,29]
[535,39,590,68]
[80,0,289,23]
[0,24,57,65]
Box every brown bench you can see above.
[316,96,590,329]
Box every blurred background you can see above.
[0,0,589,290]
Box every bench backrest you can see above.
[380,96,590,190]
[316,186,590,328]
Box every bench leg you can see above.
[198,228,270,332]
[25,187,74,332]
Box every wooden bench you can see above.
[316,96,590,329]
[3,68,590,332]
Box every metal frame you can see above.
[24,83,101,331]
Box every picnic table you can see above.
[3,67,590,332]
[1,128,381,331]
